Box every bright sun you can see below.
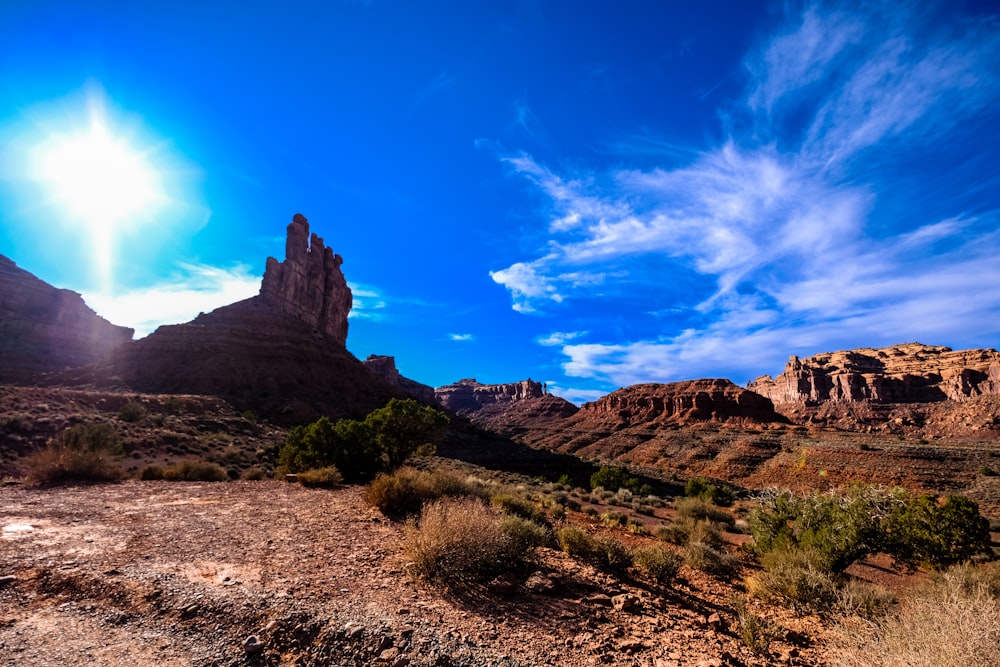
[30,93,165,288]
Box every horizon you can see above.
[2,1,999,403]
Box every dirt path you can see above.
[1,480,828,666]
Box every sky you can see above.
[1,1,999,403]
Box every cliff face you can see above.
[363,355,437,405]
[260,213,352,346]
[434,378,546,415]
[0,255,133,383]
[577,379,783,428]
[749,343,1000,405]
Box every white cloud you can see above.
[348,282,388,321]
[83,262,260,338]
[449,333,475,342]
[537,331,588,347]
[545,383,606,405]
[493,3,1000,387]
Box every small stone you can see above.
[612,594,639,612]
[243,635,264,654]
[706,612,722,630]
[264,620,277,632]
[0,575,16,587]
[524,572,557,594]
[586,593,613,607]
[487,571,520,596]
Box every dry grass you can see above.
[364,467,488,515]
[26,423,124,485]
[404,497,537,584]
[633,544,683,587]
[746,547,839,614]
[831,562,1000,667]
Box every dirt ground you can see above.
[0,479,838,667]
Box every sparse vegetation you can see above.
[364,467,486,515]
[733,596,778,655]
[162,460,229,482]
[633,544,683,587]
[278,399,449,482]
[685,541,740,580]
[26,423,124,485]
[118,400,147,422]
[297,466,343,487]
[746,547,839,613]
[404,497,539,584]
[589,465,640,493]
[685,476,735,506]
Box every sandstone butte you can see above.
[749,342,1000,405]
[40,214,431,424]
[0,253,133,383]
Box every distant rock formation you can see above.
[363,355,437,404]
[435,378,546,415]
[749,343,1000,405]
[260,213,352,346]
[0,254,133,383]
[578,379,784,428]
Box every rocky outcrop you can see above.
[578,379,783,427]
[435,378,546,415]
[53,215,402,424]
[749,343,1000,405]
[363,355,437,404]
[0,255,133,383]
[260,213,352,346]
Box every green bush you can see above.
[500,515,552,552]
[278,399,449,482]
[556,526,595,558]
[297,466,343,487]
[26,423,124,485]
[676,497,735,528]
[491,493,547,524]
[633,544,683,587]
[590,466,640,493]
[118,400,147,423]
[685,476,735,506]
[600,510,627,527]
[592,536,633,572]
[162,460,229,482]
[749,486,992,573]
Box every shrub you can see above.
[590,466,640,493]
[733,597,778,655]
[600,511,627,527]
[633,544,683,587]
[686,542,741,580]
[981,466,997,476]
[676,497,735,528]
[836,579,897,620]
[162,460,229,482]
[685,476,735,506]
[404,497,536,584]
[626,518,648,535]
[139,464,165,480]
[592,536,633,572]
[883,494,992,570]
[26,423,124,485]
[500,515,552,552]
[278,399,449,482]
[556,526,594,558]
[364,468,485,515]
[241,467,266,481]
[297,466,343,488]
[118,400,147,423]
[491,493,548,524]
[746,547,839,614]
[830,562,1000,667]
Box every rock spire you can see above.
[259,213,353,346]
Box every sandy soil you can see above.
[0,480,834,667]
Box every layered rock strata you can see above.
[0,254,133,383]
[435,378,546,415]
[749,343,1000,405]
[260,213,352,346]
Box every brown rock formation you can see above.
[260,213,352,346]
[363,355,437,404]
[0,255,133,383]
[435,378,546,415]
[577,379,783,428]
[749,343,1000,405]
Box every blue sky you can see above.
[1,1,999,403]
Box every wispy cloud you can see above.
[83,262,260,338]
[348,282,388,321]
[448,333,475,342]
[537,331,588,347]
[493,3,1000,387]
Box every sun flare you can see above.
[29,93,166,289]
